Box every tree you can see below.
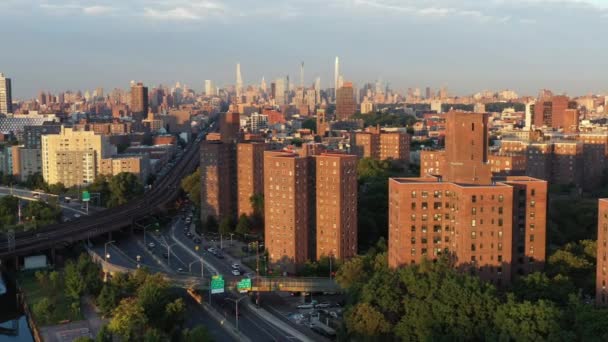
[235,214,251,235]
[143,328,167,342]
[493,295,572,341]
[108,172,144,207]
[109,298,147,341]
[181,169,201,208]
[77,253,103,296]
[345,303,391,337]
[512,272,576,305]
[97,285,118,316]
[204,215,218,232]
[219,217,234,235]
[95,325,113,342]
[336,256,368,290]
[302,118,317,132]
[64,260,85,301]
[163,298,186,333]
[182,326,213,342]
[33,297,54,324]
[136,274,170,327]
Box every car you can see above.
[215,253,225,259]
[329,311,340,319]
[315,302,331,309]
[74,214,81,218]
[33,193,40,198]
[186,232,193,238]
[177,268,185,273]
[207,247,216,253]
[231,269,241,276]
[297,303,314,310]
[148,242,156,248]
[231,263,240,270]
[193,238,201,244]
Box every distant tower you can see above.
[334,57,339,94]
[0,73,13,114]
[236,63,243,99]
[261,77,267,93]
[300,62,305,88]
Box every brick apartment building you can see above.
[389,111,547,286]
[352,126,411,167]
[597,199,608,305]
[237,142,267,218]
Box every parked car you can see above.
[297,303,314,310]
[315,302,331,309]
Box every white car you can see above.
[74,214,81,218]
[231,269,241,276]
[231,263,240,270]
[297,303,314,310]
[148,242,156,248]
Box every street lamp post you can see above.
[220,234,223,250]
[229,233,234,247]
[189,258,204,278]
[104,240,115,262]
[225,296,247,332]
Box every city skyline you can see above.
[1,0,607,98]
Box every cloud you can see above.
[40,2,117,16]
[143,7,203,20]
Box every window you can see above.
[471,219,476,227]
[530,235,535,242]
[498,195,504,202]
[411,225,416,232]
[422,202,428,210]
[531,189,535,196]
[471,244,476,251]
[472,195,477,203]
[421,191,428,198]
[411,191,417,198]
[498,207,503,215]
[411,202,416,210]
[498,219,503,227]
[472,207,477,215]
[471,231,477,239]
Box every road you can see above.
[0,186,104,220]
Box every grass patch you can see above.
[18,270,84,326]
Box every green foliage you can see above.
[548,199,597,247]
[107,172,144,207]
[299,256,339,277]
[356,158,405,252]
[182,326,213,342]
[96,285,118,316]
[0,195,18,229]
[302,118,317,132]
[219,217,234,235]
[95,325,113,342]
[163,298,186,333]
[109,298,147,341]
[142,328,167,342]
[32,297,54,325]
[345,303,391,338]
[64,260,85,301]
[353,112,417,128]
[181,168,201,208]
[493,295,572,341]
[511,272,576,305]
[546,240,596,294]
[136,274,171,327]
[235,214,251,235]
[291,137,303,147]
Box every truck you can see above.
[23,255,47,270]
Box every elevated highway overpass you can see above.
[0,133,203,259]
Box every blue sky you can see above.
[1,0,607,99]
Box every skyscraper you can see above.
[300,62,305,88]
[274,78,286,106]
[204,80,214,96]
[130,82,148,120]
[236,63,243,100]
[335,82,356,120]
[334,57,339,99]
[0,73,12,114]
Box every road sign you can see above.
[82,191,91,202]
[237,278,252,293]
[211,275,225,294]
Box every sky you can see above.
[0,0,607,99]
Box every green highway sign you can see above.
[82,191,91,202]
[211,275,225,294]
[236,278,252,293]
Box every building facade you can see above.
[237,142,267,218]
[41,126,113,187]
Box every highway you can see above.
[0,130,205,258]
[0,186,100,219]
